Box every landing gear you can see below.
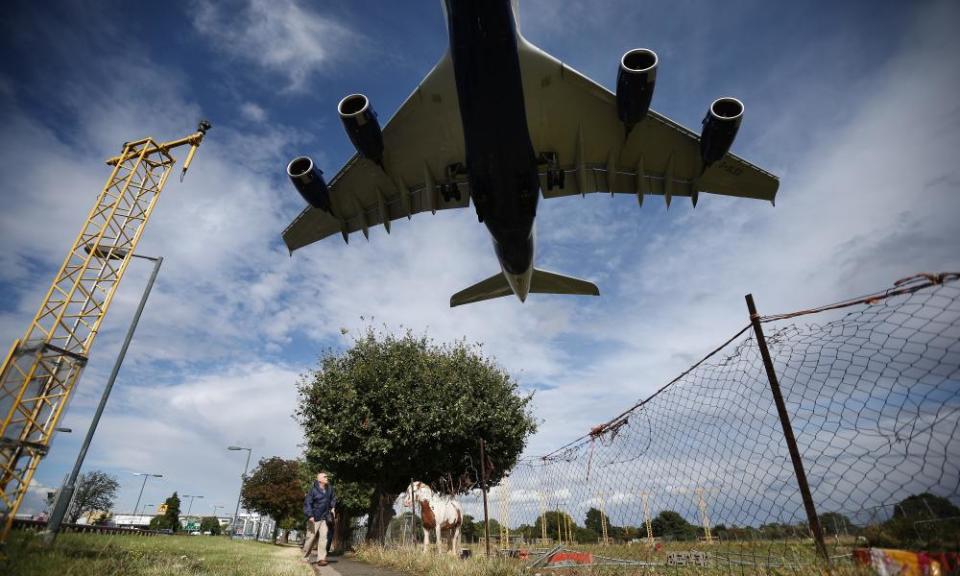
[442,163,466,202]
[440,182,461,202]
[539,152,565,191]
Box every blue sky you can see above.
[1,0,958,518]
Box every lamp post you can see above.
[43,252,163,544]
[212,504,224,516]
[183,494,204,517]
[132,472,163,517]
[227,446,252,538]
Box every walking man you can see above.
[303,471,336,566]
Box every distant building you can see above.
[232,512,276,541]
[112,514,155,528]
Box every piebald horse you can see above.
[403,481,463,554]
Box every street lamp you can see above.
[183,494,204,517]
[132,472,163,517]
[227,446,252,538]
[43,251,164,545]
[212,504,224,517]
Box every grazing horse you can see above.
[403,481,463,554]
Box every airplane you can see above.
[282,0,779,307]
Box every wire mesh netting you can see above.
[379,274,960,572]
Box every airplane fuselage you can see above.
[444,0,539,301]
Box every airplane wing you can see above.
[517,40,779,205]
[282,52,469,252]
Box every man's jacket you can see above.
[304,481,336,521]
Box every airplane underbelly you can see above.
[445,0,539,231]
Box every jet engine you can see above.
[287,156,333,213]
[338,93,384,165]
[616,48,658,130]
[699,97,743,167]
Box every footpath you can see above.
[310,556,406,576]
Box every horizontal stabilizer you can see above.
[530,268,600,296]
[450,273,513,307]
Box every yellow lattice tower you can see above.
[640,491,654,545]
[0,123,209,542]
[672,485,717,544]
[538,490,548,542]
[695,487,714,544]
[597,492,609,546]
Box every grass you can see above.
[357,545,522,576]
[356,542,872,575]
[1,530,314,576]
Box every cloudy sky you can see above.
[1,0,958,518]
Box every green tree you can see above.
[199,516,222,535]
[242,457,305,544]
[651,510,697,540]
[533,510,576,541]
[66,470,120,523]
[871,493,960,549]
[818,512,856,537]
[297,328,537,542]
[149,492,181,532]
[584,507,610,537]
[460,514,478,541]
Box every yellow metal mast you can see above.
[0,122,210,542]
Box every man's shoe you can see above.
[318,560,329,566]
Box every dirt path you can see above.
[275,547,405,576]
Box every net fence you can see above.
[383,273,960,571]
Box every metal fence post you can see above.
[479,438,491,558]
[745,294,830,564]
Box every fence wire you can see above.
[424,273,960,571]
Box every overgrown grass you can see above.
[357,545,523,576]
[1,531,312,576]
[356,542,870,575]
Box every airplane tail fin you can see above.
[450,273,513,307]
[449,268,600,307]
[530,268,600,297]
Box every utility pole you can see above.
[44,254,163,544]
[227,445,252,537]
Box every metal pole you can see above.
[44,257,162,544]
[746,294,830,564]
[480,438,491,558]
[230,448,251,537]
[133,475,149,518]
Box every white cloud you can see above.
[240,101,267,123]
[191,0,361,92]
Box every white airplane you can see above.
[282,0,779,307]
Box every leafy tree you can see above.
[869,493,960,549]
[149,492,181,532]
[651,510,697,540]
[242,457,305,543]
[533,510,576,541]
[460,514,479,541]
[818,512,856,537]
[585,507,610,537]
[297,328,537,542]
[200,516,222,535]
[66,470,119,523]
